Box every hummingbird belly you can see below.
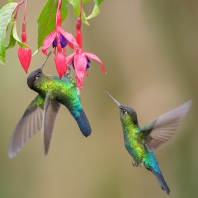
[124,140,145,164]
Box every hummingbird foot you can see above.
[132,161,140,167]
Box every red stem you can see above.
[23,0,28,22]
[56,0,62,26]
[21,0,28,34]
[80,0,82,19]
[77,0,83,48]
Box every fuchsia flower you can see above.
[18,22,32,73]
[41,0,78,78]
[66,17,106,89]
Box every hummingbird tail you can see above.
[75,110,92,137]
[151,168,170,195]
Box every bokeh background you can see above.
[1,0,198,197]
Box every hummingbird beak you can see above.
[105,91,120,106]
[40,51,52,70]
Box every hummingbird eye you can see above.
[35,72,41,80]
[121,109,128,114]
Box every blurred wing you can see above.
[8,95,44,158]
[141,100,192,152]
[43,93,60,155]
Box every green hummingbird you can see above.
[105,91,191,194]
[8,53,91,158]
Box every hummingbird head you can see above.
[119,104,138,125]
[105,91,139,125]
[27,68,44,90]
[27,52,51,91]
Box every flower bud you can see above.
[18,46,32,73]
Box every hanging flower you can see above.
[66,17,106,89]
[41,0,78,78]
[18,22,32,73]
[41,18,77,56]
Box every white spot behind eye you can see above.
[121,109,127,114]
[36,74,40,80]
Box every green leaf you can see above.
[6,23,16,49]
[68,0,79,14]
[68,0,89,25]
[0,2,18,64]
[68,0,90,12]
[82,11,89,25]
[12,22,29,48]
[37,0,68,50]
[93,0,103,5]
[86,4,100,20]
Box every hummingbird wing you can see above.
[8,95,44,158]
[141,100,192,152]
[43,93,60,155]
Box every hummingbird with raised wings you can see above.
[105,91,191,194]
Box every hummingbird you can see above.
[8,52,91,158]
[105,91,192,194]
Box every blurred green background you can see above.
[1,0,198,197]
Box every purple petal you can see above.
[53,34,68,48]
[86,58,91,70]
[59,28,79,48]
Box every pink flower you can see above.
[18,22,32,73]
[66,18,106,89]
[41,19,78,56]
[41,0,78,78]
